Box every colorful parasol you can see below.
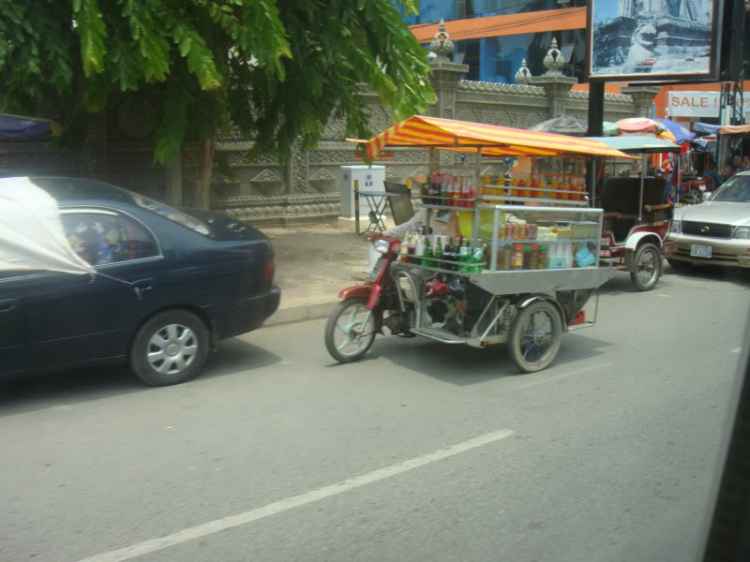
[616,118,676,143]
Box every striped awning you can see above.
[362,116,634,160]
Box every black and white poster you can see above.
[587,0,722,81]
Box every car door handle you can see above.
[133,279,155,291]
[132,279,155,300]
[0,299,16,313]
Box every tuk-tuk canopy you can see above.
[719,124,750,136]
[360,115,634,160]
[586,135,682,154]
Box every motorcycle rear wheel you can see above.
[325,298,377,363]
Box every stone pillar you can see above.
[620,86,660,118]
[428,20,468,121]
[427,20,468,168]
[529,38,578,119]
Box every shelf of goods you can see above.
[398,203,608,295]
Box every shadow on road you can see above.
[363,329,613,386]
[0,338,281,417]
[599,263,750,295]
[664,263,750,288]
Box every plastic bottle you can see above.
[415,228,425,261]
[549,176,558,203]
[537,175,547,201]
[529,176,538,199]
[560,176,570,201]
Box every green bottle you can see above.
[422,236,433,267]
[444,237,455,270]
[457,238,470,273]
[434,235,444,267]
[472,242,486,273]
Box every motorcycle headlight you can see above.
[373,239,390,254]
[670,220,682,234]
[733,226,750,239]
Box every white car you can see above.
[667,171,750,269]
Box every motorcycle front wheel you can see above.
[325,298,378,363]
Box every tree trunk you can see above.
[195,130,216,210]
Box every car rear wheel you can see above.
[130,310,209,386]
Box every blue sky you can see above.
[592,0,621,23]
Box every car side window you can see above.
[61,212,159,267]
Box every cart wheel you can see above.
[509,300,563,373]
[630,243,662,291]
[325,298,377,363]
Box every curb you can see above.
[265,300,339,328]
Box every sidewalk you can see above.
[263,222,380,326]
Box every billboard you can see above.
[667,91,750,118]
[587,0,724,81]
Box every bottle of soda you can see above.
[423,177,432,204]
[422,235,433,267]
[466,181,475,208]
[439,177,449,206]
[427,176,437,205]
[434,235,444,267]
[444,237,454,271]
[452,178,461,208]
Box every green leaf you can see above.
[74,0,107,76]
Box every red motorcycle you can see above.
[324,236,418,363]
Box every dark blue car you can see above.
[0,177,280,385]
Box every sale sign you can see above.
[667,91,750,118]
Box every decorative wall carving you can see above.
[1,68,643,226]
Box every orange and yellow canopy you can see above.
[357,115,633,160]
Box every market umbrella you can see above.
[654,118,695,144]
[616,118,676,143]
[0,113,61,139]
[603,122,620,136]
[693,122,721,136]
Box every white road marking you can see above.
[730,347,741,354]
[75,429,514,562]
[513,362,613,390]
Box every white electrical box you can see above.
[338,165,385,219]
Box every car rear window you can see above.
[132,195,212,236]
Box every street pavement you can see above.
[1,266,748,562]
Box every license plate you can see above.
[690,244,712,258]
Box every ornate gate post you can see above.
[619,86,660,118]
[529,39,578,119]
[428,20,468,121]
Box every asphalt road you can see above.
[1,266,748,562]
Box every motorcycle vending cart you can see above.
[587,136,682,291]
[325,116,632,372]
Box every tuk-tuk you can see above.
[587,136,682,291]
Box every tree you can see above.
[0,0,436,208]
